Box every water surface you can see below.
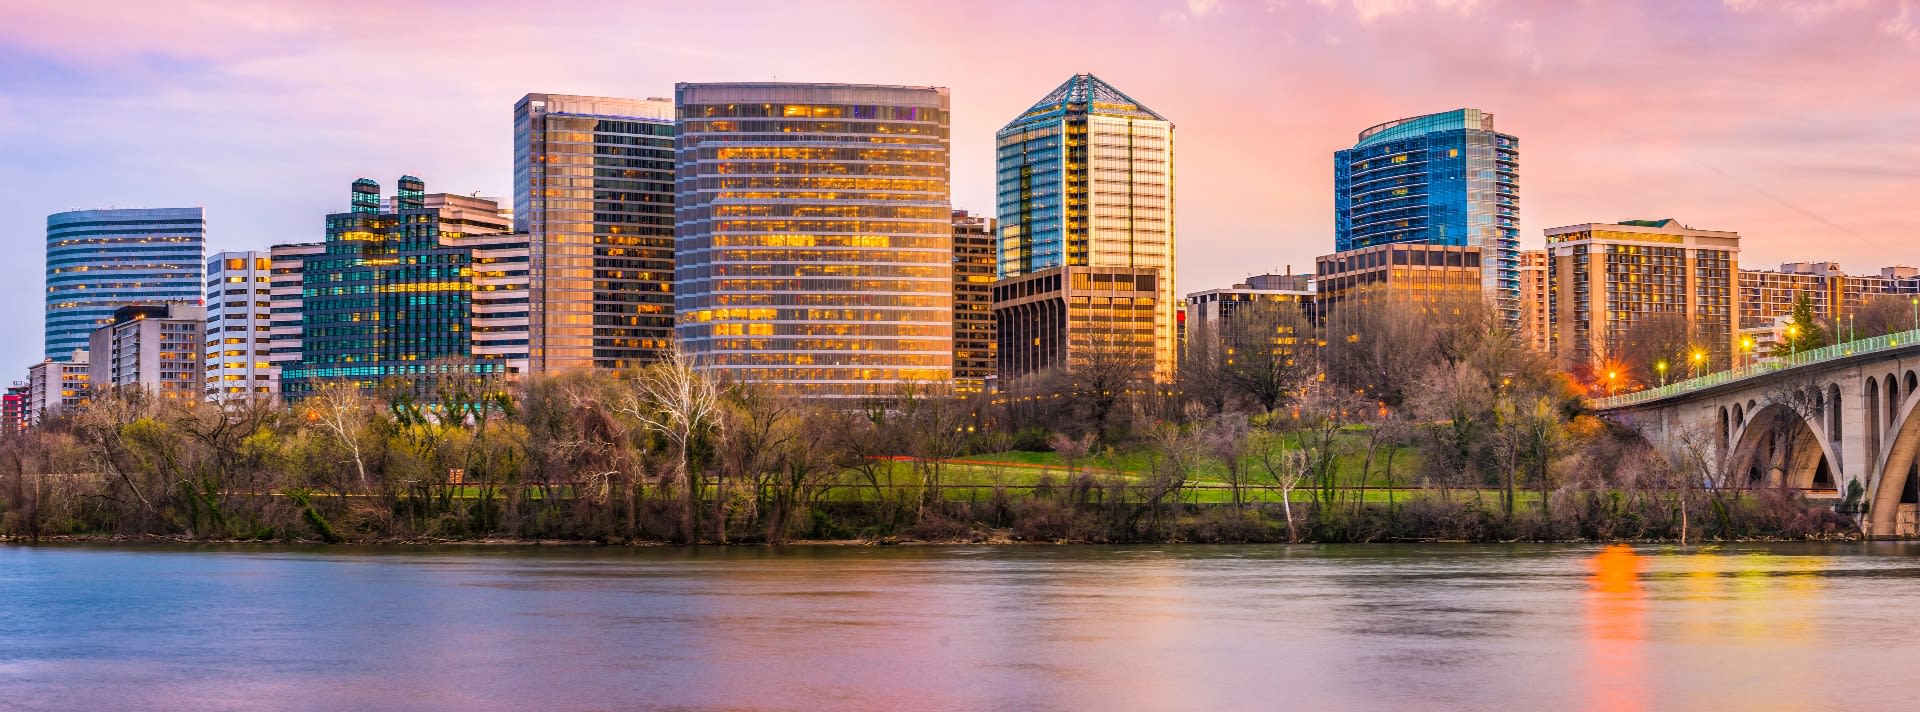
[4,542,1918,711]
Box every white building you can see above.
[206,251,276,402]
[26,351,89,424]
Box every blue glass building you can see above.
[1333,109,1519,324]
[44,207,206,360]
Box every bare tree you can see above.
[1251,426,1312,542]
[1853,294,1915,338]
[306,380,373,489]
[619,347,724,544]
[1223,300,1318,415]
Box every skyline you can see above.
[2,0,1917,372]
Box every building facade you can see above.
[1333,109,1518,325]
[27,352,88,424]
[996,74,1176,382]
[46,207,206,359]
[1519,248,1550,353]
[281,178,514,397]
[3,382,30,434]
[266,242,323,390]
[514,94,677,373]
[1544,219,1740,372]
[88,303,206,399]
[952,210,997,395]
[467,229,533,377]
[675,82,953,398]
[1313,243,1485,321]
[206,251,276,402]
[1184,273,1315,333]
[1739,262,1920,330]
[994,265,1162,383]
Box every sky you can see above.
[1,0,1916,373]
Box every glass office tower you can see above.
[282,178,513,398]
[675,82,953,398]
[995,74,1176,381]
[1333,108,1519,325]
[513,93,677,373]
[45,207,206,359]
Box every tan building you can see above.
[1544,218,1739,372]
[952,210,997,395]
[26,351,89,424]
[266,242,323,396]
[1740,262,1920,329]
[89,303,205,400]
[1519,249,1550,353]
[994,266,1161,384]
[1313,243,1485,321]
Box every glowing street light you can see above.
[1606,370,1618,396]
[1690,349,1706,378]
[1656,360,1668,387]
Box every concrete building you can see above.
[1544,218,1740,372]
[468,229,533,378]
[1334,109,1519,326]
[952,210,997,395]
[88,303,206,400]
[675,82,954,398]
[45,207,206,359]
[205,251,276,402]
[3,381,29,434]
[1739,262,1920,330]
[514,94,677,372]
[996,74,1177,383]
[266,242,323,391]
[27,351,89,423]
[1184,273,1315,334]
[994,265,1162,383]
[1519,248,1550,353]
[1313,243,1485,322]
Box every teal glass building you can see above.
[44,207,206,360]
[1333,109,1519,324]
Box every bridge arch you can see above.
[1727,400,1840,492]
[1872,376,1920,536]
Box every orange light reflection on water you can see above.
[1583,544,1646,712]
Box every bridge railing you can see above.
[1589,327,1920,410]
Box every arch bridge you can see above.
[1591,329,1920,537]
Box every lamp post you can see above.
[1788,323,1800,358]
[1911,296,1917,333]
[1691,349,1706,379]
[1606,370,1618,396]
[1741,336,1754,369]
[1656,360,1668,387]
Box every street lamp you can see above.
[1911,296,1917,333]
[1606,370,1618,396]
[1691,349,1706,379]
[1740,336,1754,368]
[1787,323,1801,357]
[1656,360,1668,387]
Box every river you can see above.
[3,542,1918,711]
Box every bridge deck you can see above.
[1590,327,1920,411]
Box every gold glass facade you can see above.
[953,210,996,394]
[675,83,952,398]
[514,94,677,373]
[1314,243,1485,320]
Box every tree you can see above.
[1614,311,1697,388]
[1178,320,1237,418]
[1067,331,1152,444]
[1775,292,1832,357]
[1223,300,1318,415]
[619,347,724,544]
[306,381,374,490]
[1322,287,1443,408]
[1852,294,1914,339]
[1251,425,1311,542]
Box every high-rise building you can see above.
[26,351,88,423]
[45,207,206,359]
[281,178,515,398]
[1314,243,1485,322]
[675,82,953,398]
[995,74,1176,382]
[3,381,30,434]
[952,210,997,395]
[88,303,206,400]
[1333,109,1519,325]
[1544,219,1740,372]
[514,94,677,373]
[266,242,323,388]
[205,251,276,402]
[1519,249,1550,353]
[468,229,533,377]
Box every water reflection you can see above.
[1584,544,1647,712]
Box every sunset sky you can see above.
[1,0,1915,370]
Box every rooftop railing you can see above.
[1589,327,1920,411]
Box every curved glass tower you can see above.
[674,82,953,398]
[45,207,206,359]
[1333,108,1519,324]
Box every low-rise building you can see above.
[27,351,89,423]
[994,265,1162,386]
[1313,243,1485,322]
[88,303,206,400]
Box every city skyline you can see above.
[1,0,1916,372]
